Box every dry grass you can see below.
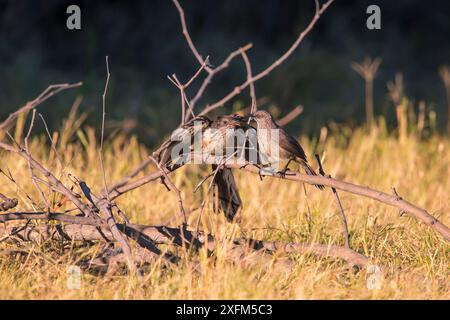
[0,116,449,300]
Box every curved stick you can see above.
[222,162,450,242]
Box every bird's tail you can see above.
[212,165,242,222]
[298,159,324,190]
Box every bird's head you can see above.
[249,110,274,124]
[185,115,212,129]
[213,114,247,128]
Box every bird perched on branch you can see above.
[205,114,252,222]
[159,114,248,222]
[158,115,212,169]
[203,114,257,162]
[250,110,324,189]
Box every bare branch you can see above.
[172,0,212,72]
[0,141,95,219]
[109,169,174,200]
[184,56,210,88]
[38,113,63,171]
[0,82,82,133]
[315,154,350,248]
[186,156,449,242]
[100,56,111,200]
[148,155,187,224]
[168,74,190,125]
[276,105,304,127]
[106,156,155,194]
[199,0,335,116]
[23,110,50,210]
[189,43,253,115]
[0,214,370,268]
[239,49,257,114]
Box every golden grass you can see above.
[0,121,449,299]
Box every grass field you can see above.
[0,113,449,299]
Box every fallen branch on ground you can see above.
[0,212,369,268]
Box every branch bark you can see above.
[219,162,450,242]
[0,212,369,268]
[315,154,350,248]
[276,105,304,127]
[0,82,82,133]
[198,0,334,117]
[0,142,96,219]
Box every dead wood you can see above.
[1,0,447,280]
[0,212,369,268]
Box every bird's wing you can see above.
[279,129,308,162]
[212,165,242,222]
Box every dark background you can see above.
[1,0,449,145]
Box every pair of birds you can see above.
[160,110,323,222]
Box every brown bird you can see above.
[158,115,212,169]
[250,110,324,189]
[211,163,242,222]
[205,114,250,222]
[161,114,245,222]
[203,114,255,160]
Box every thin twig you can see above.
[100,56,111,202]
[239,49,257,114]
[184,56,210,88]
[38,113,63,173]
[171,0,212,73]
[276,105,304,127]
[23,111,50,210]
[198,0,334,117]
[148,155,187,224]
[189,44,253,116]
[0,141,95,219]
[315,154,350,248]
[96,57,136,274]
[168,74,190,125]
[0,82,83,132]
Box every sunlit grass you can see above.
[0,118,449,299]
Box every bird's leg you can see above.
[277,159,293,178]
[254,163,265,181]
[239,162,265,181]
[238,162,253,170]
[258,168,264,181]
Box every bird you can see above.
[159,114,246,222]
[250,110,324,189]
[202,114,255,160]
[204,114,250,222]
[211,163,242,222]
[158,115,212,169]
